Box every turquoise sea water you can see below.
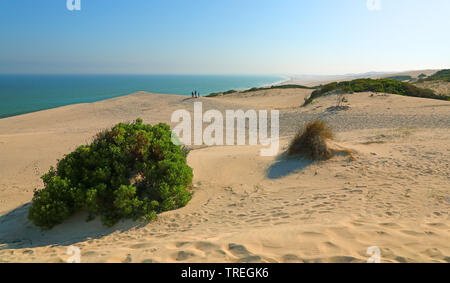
[0,75,285,119]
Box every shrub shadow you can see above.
[0,203,144,250]
[326,105,350,112]
[266,152,312,179]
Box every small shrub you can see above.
[28,119,193,229]
[288,120,334,161]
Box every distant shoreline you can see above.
[0,74,284,120]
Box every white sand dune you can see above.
[0,86,449,263]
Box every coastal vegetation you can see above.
[384,75,413,82]
[303,78,447,105]
[207,84,315,97]
[207,89,238,97]
[28,119,193,229]
[418,73,427,79]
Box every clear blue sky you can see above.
[1,0,449,75]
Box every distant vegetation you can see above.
[418,73,427,79]
[421,69,450,82]
[207,90,237,97]
[28,119,193,229]
[242,84,316,93]
[304,78,448,105]
[206,84,316,97]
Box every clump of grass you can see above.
[288,120,334,160]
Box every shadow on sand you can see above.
[266,152,312,179]
[0,203,144,250]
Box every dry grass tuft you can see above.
[288,120,334,160]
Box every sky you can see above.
[0,0,449,75]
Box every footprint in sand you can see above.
[228,243,251,257]
[174,250,196,261]
[128,242,153,249]
[281,254,303,263]
[237,255,262,263]
[194,241,220,252]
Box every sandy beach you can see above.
[0,79,449,263]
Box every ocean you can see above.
[0,74,286,119]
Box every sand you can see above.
[0,83,449,263]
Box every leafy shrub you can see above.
[28,119,193,229]
[288,120,334,161]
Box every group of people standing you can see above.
[191,90,201,98]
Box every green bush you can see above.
[28,119,193,229]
